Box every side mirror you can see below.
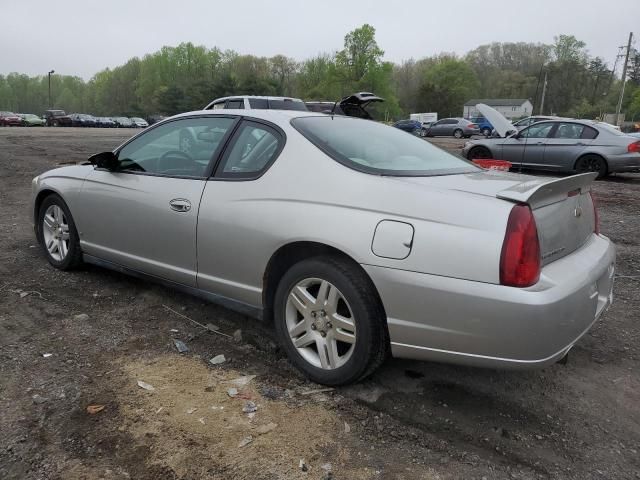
[88,151,119,171]
[507,130,519,139]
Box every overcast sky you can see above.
[1,0,637,80]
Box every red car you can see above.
[0,111,23,127]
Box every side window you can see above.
[117,117,235,177]
[211,101,226,110]
[249,98,269,109]
[217,121,283,179]
[520,122,554,139]
[444,119,458,125]
[581,126,598,139]
[554,123,585,139]
[225,99,244,109]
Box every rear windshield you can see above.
[268,99,308,111]
[292,116,478,176]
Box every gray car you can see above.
[423,117,480,138]
[31,110,615,385]
[464,119,640,178]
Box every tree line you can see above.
[1,25,639,122]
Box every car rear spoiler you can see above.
[496,173,597,209]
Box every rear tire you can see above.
[482,127,491,137]
[274,256,388,386]
[453,129,463,139]
[37,194,83,270]
[575,154,608,179]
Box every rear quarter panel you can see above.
[196,131,511,307]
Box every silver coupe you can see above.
[31,110,615,385]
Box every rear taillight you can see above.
[589,191,600,235]
[468,123,477,128]
[628,141,640,153]
[500,204,541,287]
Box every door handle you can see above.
[169,198,191,212]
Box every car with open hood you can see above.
[464,104,640,178]
[31,109,615,385]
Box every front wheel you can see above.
[274,257,388,385]
[38,194,83,270]
[467,146,492,160]
[575,154,608,179]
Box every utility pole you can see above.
[47,70,55,108]
[539,72,548,115]
[615,32,633,126]
[532,64,544,116]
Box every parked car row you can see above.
[0,109,150,128]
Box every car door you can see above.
[75,116,238,286]
[197,119,285,306]
[543,122,595,171]
[441,119,457,136]
[427,120,443,136]
[500,122,555,167]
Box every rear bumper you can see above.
[364,234,615,369]
[606,152,640,173]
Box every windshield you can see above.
[292,116,478,176]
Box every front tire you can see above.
[38,194,83,270]
[274,256,388,386]
[467,146,492,160]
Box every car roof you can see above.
[204,95,305,107]
[167,109,327,129]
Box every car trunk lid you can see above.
[392,171,597,265]
[497,172,597,265]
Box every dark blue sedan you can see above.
[393,119,422,135]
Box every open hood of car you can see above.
[476,103,516,138]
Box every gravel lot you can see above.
[1,127,639,480]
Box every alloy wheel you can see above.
[42,204,70,262]
[577,157,602,173]
[285,278,356,370]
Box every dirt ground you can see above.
[1,127,639,480]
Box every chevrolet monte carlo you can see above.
[31,110,615,385]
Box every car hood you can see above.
[39,164,93,181]
[476,104,516,138]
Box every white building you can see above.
[463,99,533,120]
